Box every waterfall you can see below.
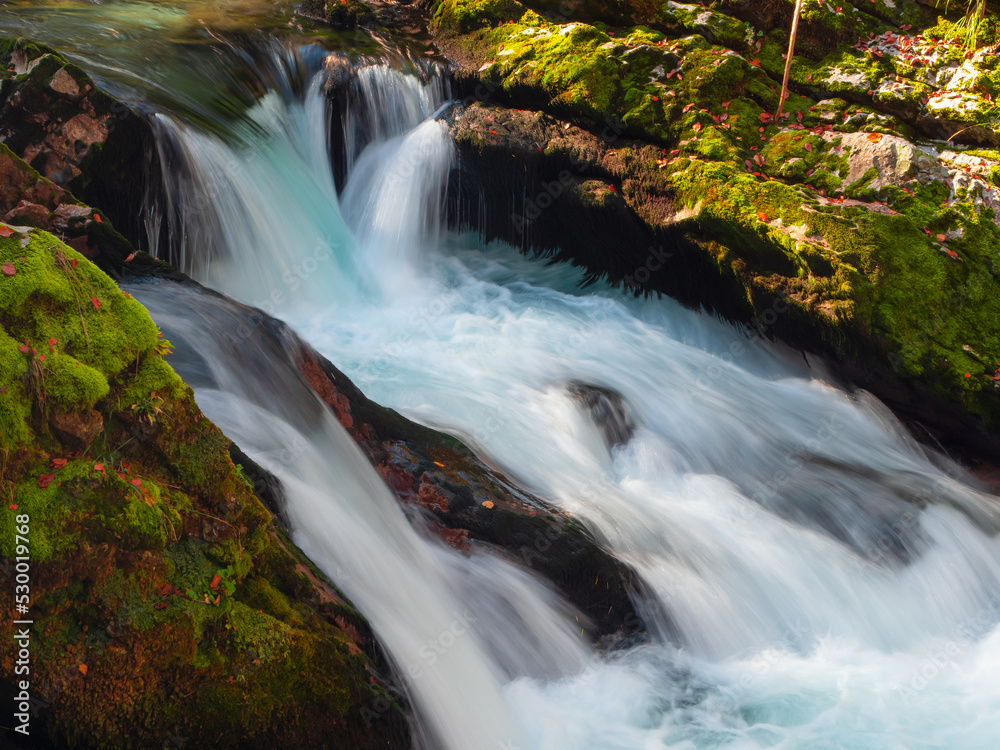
[143,44,1000,749]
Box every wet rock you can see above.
[293,339,645,637]
[568,381,636,449]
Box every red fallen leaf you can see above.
[18,344,28,354]
[90,297,101,309]
[154,602,168,610]
[692,122,703,132]
[93,214,101,223]
[213,595,221,606]
[159,584,177,597]
[38,473,55,489]
[210,574,221,591]
[125,252,136,262]
[683,103,696,113]
[749,58,760,68]
[946,249,959,259]
[78,664,87,676]
[123,292,131,298]
[94,462,104,472]
[652,96,659,101]
[805,169,815,176]
[759,112,773,124]
[1,262,15,276]
[670,149,679,156]
[719,113,729,122]
[745,159,755,170]
[0,224,14,238]
[797,111,803,122]
[721,101,730,108]
[52,458,67,469]
[71,258,78,268]
[806,74,813,82]
[130,478,142,487]
[38,354,44,362]
[936,234,947,241]
[9,504,17,510]
[835,6,842,11]
[804,142,813,152]
[757,211,769,222]
[48,337,56,345]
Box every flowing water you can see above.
[11,6,1000,746]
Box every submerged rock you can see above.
[568,381,636,449]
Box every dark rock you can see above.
[49,408,103,448]
[568,381,635,449]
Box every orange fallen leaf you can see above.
[94,462,104,472]
[757,211,769,222]
[482,500,495,509]
[1,262,15,276]
[210,574,221,591]
[52,458,67,469]
[38,473,55,489]
[0,224,14,238]
[93,214,101,223]
[867,132,883,142]
[78,664,87,676]
[90,297,101,309]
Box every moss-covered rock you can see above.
[0,229,409,749]
[432,0,1000,446]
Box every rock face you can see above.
[0,143,168,279]
[0,38,165,266]
[427,0,1000,458]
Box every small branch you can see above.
[776,0,805,122]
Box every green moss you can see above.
[0,229,158,381]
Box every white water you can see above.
[146,53,1000,748]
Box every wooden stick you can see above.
[776,0,805,122]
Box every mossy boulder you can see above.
[0,229,409,749]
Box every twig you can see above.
[776,0,805,122]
